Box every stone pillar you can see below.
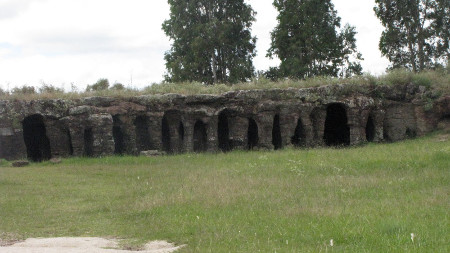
[228,116,248,150]
[310,108,326,146]
[148,113,163,151]
[44,119,72,157]
[256,113,274,150]
[279,112,298,148]
[347,108,364,145]
[183,119,194,153]
[206,116,218,152]
[89,114,114,156]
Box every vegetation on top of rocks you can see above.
[0,69,448,101]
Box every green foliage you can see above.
[38,83,64,94]
[374,0,449,72]
[267,0,363,80]
[0,135,448,251]
[162,0,257,84]
[86,79,110,92]
[11,85,36,95]
[0,159,10,167]
[111,83,125,90]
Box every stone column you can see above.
[228,116,248,150]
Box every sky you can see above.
[0,0,390,91]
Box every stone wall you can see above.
[0,84,448,161]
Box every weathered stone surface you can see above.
[0,84,448,161]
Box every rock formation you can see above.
[0,83,448,161]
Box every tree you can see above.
[86,79,109,92]
[374,0,449,72]
[162,0,257,84]
[267,0,362,80]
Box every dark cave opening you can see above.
[324,104,350,146]
[366,114,375,142]
[134,115,152,152]
[247,118,259,150]
[291,117,306,147]
[83,128,94,157]
[193,120,207,152]
[113,116,125,155]
[218,111,231,152]
[272,114,282,150]
[22,114,51,162]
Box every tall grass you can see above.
[1,69,448,100]
[0,134,448,252]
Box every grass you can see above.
[1,69,448,100]
[0,133,449,252]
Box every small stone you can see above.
[140,150,166,157]
[49,158,62,164]
[12,161,29,167]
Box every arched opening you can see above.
[22,114,51,162]
[272,114,282,150]
[161,115,171,153]
[247,118,259,150]
[324,103,350,146]
[113,116,125,155]
[83,128,94,157]
[193,120,207,152]
[291,117,306,147]
[134,115,152,152]
[366,114,375,142]
[218,110,231,152]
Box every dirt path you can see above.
[0,237,184,253]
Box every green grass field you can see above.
[0,134,449,252]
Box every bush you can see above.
[11,86,36,95]
[39,83,64,94]
[110,83,125,90]
[86,79,109,92]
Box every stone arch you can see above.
[193,120,207,152]
[112,116,125,155]
[22,114,52,162]
[291,117,306,147]
[134,115,152,152]
[366,113,375,142]
[324,103,350,146]
[247,118,259,150]
[83,128,94,157]
[218,110,231,152]
[272,114,282,150]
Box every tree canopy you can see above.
[162,0,257,84]
[267,0,362,80]
[374,0,449,71]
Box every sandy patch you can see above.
[0,237,184,253]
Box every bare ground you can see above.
[0,237,184,253]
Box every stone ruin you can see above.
[0,83,448,161]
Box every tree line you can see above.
[163,0,449,84]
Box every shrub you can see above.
[39,83,64,94]
[86,79,109,92]
[11,86,36,95]
[110,83,125,90]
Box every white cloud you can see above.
[0,0,389,91]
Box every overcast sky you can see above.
[0,0,390,91]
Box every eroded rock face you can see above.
[0,84,448,161]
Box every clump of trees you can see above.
[163,0,257,84]
[374,0,449,72]
[267,0,363,80]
